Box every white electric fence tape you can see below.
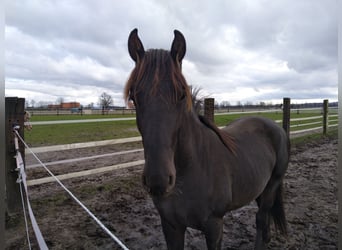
[14,129,49,250]
[18,170,32,250]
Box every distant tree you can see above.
[87,102,94,109]
[30,100,36,108]
[37,101,50,108]
[56,97,64,105]
[98,92,113,109]
[220,101,230,108]
[245,101,253,107]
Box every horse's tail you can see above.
[271,183,287,236]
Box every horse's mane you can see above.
[198,115,236,155]
[191,88,236,154]
[124,49,192,110]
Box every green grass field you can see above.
[24,110,337,147]
[25,119,139,147]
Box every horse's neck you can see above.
[176,111,222,167]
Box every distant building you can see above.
[61,102,80,109]
[48,102,81,109]
[47,104,60,109]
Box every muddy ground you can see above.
[5,135,338,249]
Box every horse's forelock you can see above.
[124,49,192,110]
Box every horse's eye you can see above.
[179,92,186,101]
[129,92,135,102]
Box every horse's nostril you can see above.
[142,173,175,197]
[142,174,147,186]
[168,175,174,186]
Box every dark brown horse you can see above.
[125,29,289,250]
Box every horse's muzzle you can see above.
[142,173,175,197]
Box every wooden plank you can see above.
[26,148,144,168]
[30,117,135,125]
[27,160,145,186]
[290,127,322,134]
[215,109,282,116]
[26,136,142,154]
[290,123,337,137]
[290,121,322,128]
[26,114,337,155]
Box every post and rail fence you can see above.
[4,96,337,248]
[5,96,130,249]
[5,97,337,210]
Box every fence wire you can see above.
[13,128,129,250]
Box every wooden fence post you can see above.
[204,98,215,123]
[323,99,329,135]
[5,97,25,214]
[282,97,291,136]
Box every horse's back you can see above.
[221,116,289,208]
[224,116,289,168]
[223,116,288,150]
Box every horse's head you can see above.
[125,29,192,197]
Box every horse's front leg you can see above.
[203,216,224,250]
[160,217,186,250]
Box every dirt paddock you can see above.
[5,135,338,249]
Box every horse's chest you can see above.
[178,198,213,229]
[154,193,215,229]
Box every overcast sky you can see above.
[5,0,337,107]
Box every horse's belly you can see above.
[230,160,274,209]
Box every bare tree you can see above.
[30,100,36,108]
[56,97,64,105]
[98,92,113,109]
[220,101,230,108]
[87,102,94,109]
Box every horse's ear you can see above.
[171,30,186,65]
[128,28,145,63]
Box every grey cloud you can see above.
[4,0,337,106]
